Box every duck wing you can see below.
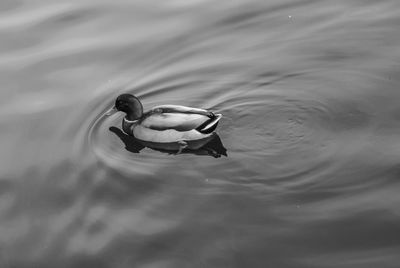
[141,105,221,132]
[151,105,211,116]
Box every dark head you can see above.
[115,94,143,121]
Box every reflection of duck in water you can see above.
[107,94,223,154]
[109,127,227,158]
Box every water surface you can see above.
[1,0,400,267]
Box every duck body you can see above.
[109,126,227,157]
[121,104,222,143]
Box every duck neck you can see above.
[122,117,137,135]
[125,111,140,121]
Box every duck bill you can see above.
[105,106,117,116]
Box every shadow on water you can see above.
[109,127,227,158]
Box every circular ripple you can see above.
[213,76,373,190]
[81,70,374,193]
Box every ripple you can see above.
[81,68,376,193]
[4,0,400,266]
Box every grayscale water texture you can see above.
[1,0,400,267]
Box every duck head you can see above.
[113,94,143,121]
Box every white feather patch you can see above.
[133,125,211,143]
[141,113,208,130]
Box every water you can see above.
[1,0,400,267]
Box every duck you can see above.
[106,94,222,153]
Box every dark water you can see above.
[2,0,400,267]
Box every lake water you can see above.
[1,0,400,267]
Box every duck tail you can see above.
[196,114,222,134]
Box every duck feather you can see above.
[126,104,222,143]
[140,105,218,132]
